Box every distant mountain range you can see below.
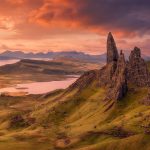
[0,50,106,63]
[0,50,149,62]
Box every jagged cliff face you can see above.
[127,47,150,86]
[107,51,128,100]
[105,35,149,100]
[67,33,150,101]
[102,33,128,100]
[67,70,100,91]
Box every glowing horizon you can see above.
[0,0,150,55]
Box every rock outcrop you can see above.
[107,32,119,64]
[101,34,149,101]
[99,33,119,86]
[67,70,99,92]
[103,33,128,100]
[127,47,150,86]
[107,51,128,100]
[99,61,117,86]
[67,32,150,101]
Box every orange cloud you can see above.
[0,0,149,55]
[29,0,80,28]
[6,0,25,5]
[29,0,150,38]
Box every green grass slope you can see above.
[50,86,150,150]
[0,80,149,150]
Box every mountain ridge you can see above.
[0,50,106,63]
[1,50,150,62]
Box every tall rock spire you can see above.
[106,50,128,100]
[107,32,119,63]
[127,47,150,86]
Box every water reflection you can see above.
[0,78,77,95]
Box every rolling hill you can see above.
[0,58,100,75]
[0,58,101,88]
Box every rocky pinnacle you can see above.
[106,50,128,100]
[67,33,150,101]
[107,32,119,64]
[127,47,150,86]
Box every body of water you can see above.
[0,59,20,66]
[0,78,77,95]
[0,59,79,95]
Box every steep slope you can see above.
[0,84,149,150]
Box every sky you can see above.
[0,0,150,55]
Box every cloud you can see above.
[0,0,149,54]
[0,17,15,30]
[1,0,150,38]
[30,0,150,37]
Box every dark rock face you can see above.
[104,33,128,100]
[127,47,150,87]
[106,51,128,100]
[99,32,119,86]
[67,70,99,92]
[67,33,150,101]
[107,32,119,64]
[99,62,117,86]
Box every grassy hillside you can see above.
[0,78,149,150]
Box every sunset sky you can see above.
[0,0,150,55]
